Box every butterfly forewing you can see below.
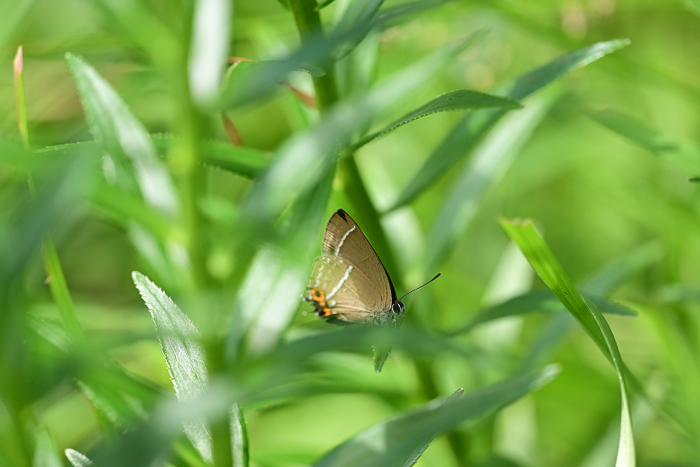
[322,210,396,304]
[308,255,384,323]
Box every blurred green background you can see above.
[1,0,700,466]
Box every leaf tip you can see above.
[536,363,562,389]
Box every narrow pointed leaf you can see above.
[66,54,179,217]
[313,366,559,467]
[351,90,521,151]
[392,39,630,209]
[457,290,635,334]
[499,218,636,467]
[425,91,556,272]
[33,430,62,467]
[132,272,212,463]
[586,109,700,174]
[65,449,95,467]
[189,0,231,107]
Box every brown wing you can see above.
[307,255,386,323]
[322,210,396,306]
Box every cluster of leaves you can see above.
[4,0,700,466]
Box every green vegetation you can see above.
[0,0,698,466]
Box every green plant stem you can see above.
[288,0,338,111]
[14,45,84,340]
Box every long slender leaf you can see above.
[132,272,212,463]
[313,366,559,467]
[499,218,635,467]
[244,34,480,224]
[351,90,522,151]
[66,54,179,217]
[586,109,700,174]
[33,429,62,467]
[425,90,557,273]
[392,39,630,210]
[456,290,635,335]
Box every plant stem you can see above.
[288,0,338,112]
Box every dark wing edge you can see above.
[333,209,398,302]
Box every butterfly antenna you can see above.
[399,273,441,301]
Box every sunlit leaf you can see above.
[392,39,630,210]
[65,449,95,467]
[313,366,559,467]
[351,90,521,151]
[33,429,62,467]
[132,271,212,463]
[189,0,231,107]
[499,218,636,467]
[66,54,179,217]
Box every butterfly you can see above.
[304,209,439,326]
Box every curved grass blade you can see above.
[391,39,630,210]
[331,0,384,61]
[65,449,95,467]
[312,366,559,467]
[586,109,700,175]
[66,54,179,217]
[499,218,636,467]
[456,290,635,335]
[425,90,557,273]
[132,272,212,463]
[350,90,521,151]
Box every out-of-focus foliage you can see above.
[1,0,699,466]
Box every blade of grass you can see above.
[499,218,636,467]
[66,54,180,218]
[350,90,522,151]
[132,272,212,463]
[391,39,630,210]
[586,109,700,175]
[33,429,62,467]
[14,45,84,338]
[312,366,559,467]
[425,90,557,274]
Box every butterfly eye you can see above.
[392,301,404,313]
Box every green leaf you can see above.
[66,54,179,217]
[499,218,636,467]
[316,0,338,8]
[586,109,700,174]
[331,0,384,60]
[231,403,249,467]
[188,0,231,107]
[243,34,481,224]
[392,39,630,210]
[0,0,38,49]
[351,90,522,151]
[39,136,271,179]
[33,429,62,467]
[312,366,559,467]
[65,449,95,467]
[132,272,212,463]
[425,90,557,273]
[457,290,636,334]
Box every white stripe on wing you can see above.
[335,226,356,256]
[327,265,353,299]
